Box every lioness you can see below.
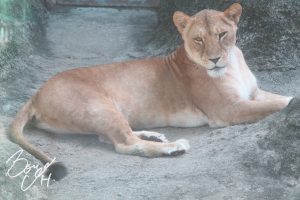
[10,3,292,180]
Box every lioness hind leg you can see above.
[133,131,169,143]
[92,108,189,157]
[109,125,190,157]
[115,138,190,157]
[98,135,112,144]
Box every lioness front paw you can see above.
[163,139,190,156]
[281,96,294,108]
[287,96,294,104]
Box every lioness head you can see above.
[173,3,242,77]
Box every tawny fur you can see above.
[10,4,292,171]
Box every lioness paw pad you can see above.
[139,131,169,143]
[148,135,167,143]
[163,139,190,156]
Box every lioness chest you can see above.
[227,47,258,100]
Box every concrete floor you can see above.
[0,6,299,200]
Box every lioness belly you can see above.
[129,108,207,129]
[167,108,208,127]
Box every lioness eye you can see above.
[194,37,203,44]
[219,31,227,40]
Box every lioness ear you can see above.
[224,3,242,24]
[173,11,190,34]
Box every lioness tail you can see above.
[10,99,67,180]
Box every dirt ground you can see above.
[0,6,299,200]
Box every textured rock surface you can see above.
[150,0,300,72]
[0,117,48,200]
[255,98,300,179]
[0,1,299,200]
[0,0,47,80]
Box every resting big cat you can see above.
[10,3,292,180]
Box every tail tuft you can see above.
[46,162,68,181]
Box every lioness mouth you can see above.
[209,66,226,71]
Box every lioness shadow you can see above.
[25,125,114,154]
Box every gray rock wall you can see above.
[151,0,300,71]
[256,98,300,179]
[0,0,47,82]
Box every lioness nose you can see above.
[209,57,221,64]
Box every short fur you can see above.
[10,4,292,180]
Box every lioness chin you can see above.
[10,3,292,180]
